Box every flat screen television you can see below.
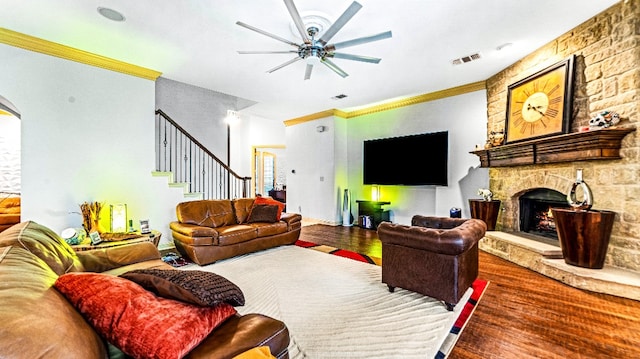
[363,131,448,186]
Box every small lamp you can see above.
[371,185,380,201]
[110,204,127,233]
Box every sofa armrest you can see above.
[280,212,302,232]
[280,212,301,225]
[170,221,219,237]
[76,241,162,273]
[377,219,486,256]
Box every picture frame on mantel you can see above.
[505,55,575,144]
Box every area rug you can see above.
[189,244,487,358]
[294,239,382,265]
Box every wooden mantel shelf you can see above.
[470,127,635,168]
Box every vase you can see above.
[552,208,615,269]
[468,199,501,231]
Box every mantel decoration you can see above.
[469,188,501,231]
[552,169,615,269]
[505,55,574,144]
[477,188,493,201]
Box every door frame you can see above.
[251,144,285,197]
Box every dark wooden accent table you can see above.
[356,200,390,229]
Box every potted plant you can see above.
[469,188,501,231]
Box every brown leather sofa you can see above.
[170,198,302,266]
[0,221,290,359]
[0,195,20,232]
[377,215,487,311]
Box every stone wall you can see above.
[485,0,640,272]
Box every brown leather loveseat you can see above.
[377,215,487,311]
[0,195,20,232]
[170,198,302,265]
[0,221,290,359]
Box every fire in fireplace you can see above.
[519,188,569,240]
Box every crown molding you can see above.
[0,28,162,81]
[284,80,487,127]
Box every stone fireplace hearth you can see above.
[476,166,640,301]
[476,0,640,301]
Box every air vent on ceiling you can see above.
[331,94,348,100]
[451,53,481,65]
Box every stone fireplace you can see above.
[477,1,640,300]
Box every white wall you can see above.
[286,117,339,223]
[0,44,185,246]
[0,114,20,193]
[286,91,490,225]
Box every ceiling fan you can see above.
[236,0,392,80]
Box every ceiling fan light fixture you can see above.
[97,7,126,22]
[305,54,322,65]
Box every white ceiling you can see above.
[1,0,619,121]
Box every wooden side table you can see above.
[71,230,161,252]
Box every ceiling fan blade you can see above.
[304,64,313,80]
[236,21,300,47]
[266,57,302,73]
[238,50,299,54]
[318,1,363,46]
[321,58,348,78]
[283,0,310,44]
[329,52,381,64]
[327,31,392,51]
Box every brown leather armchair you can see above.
[377,215,487,311]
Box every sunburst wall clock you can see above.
[505,55,575,144]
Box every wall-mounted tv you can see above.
[363,131,448,186]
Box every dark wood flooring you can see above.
[300,224,640,359]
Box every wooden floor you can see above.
[300,224,640,359]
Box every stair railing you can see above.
[155,109,251,200]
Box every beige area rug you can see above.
[188,245,474,358]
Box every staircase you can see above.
[154,109,250,200]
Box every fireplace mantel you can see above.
[470,127,635,168]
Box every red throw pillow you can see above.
[54,272,236,359]
[253,196,285,220]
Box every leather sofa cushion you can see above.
[217,225,258,246]
[233,198,255,224]
[177,200,237,228]
[249,222,288,237]
[0,246,107,358]
[0,221,84,274]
